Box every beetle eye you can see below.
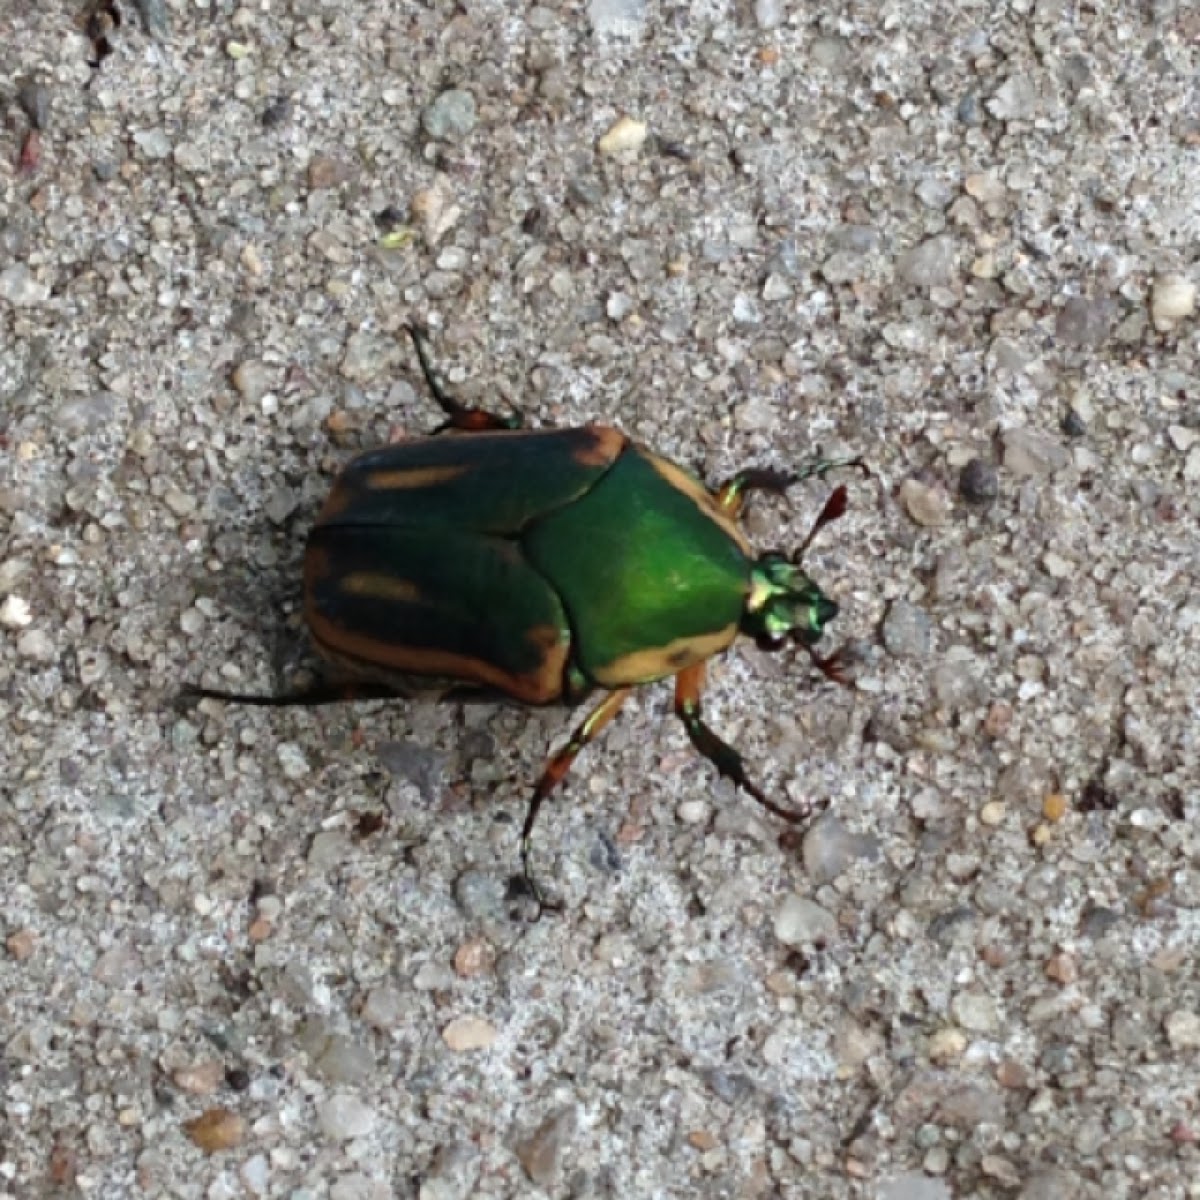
[756,633,786,653]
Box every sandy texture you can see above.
[2,1,1198,1197]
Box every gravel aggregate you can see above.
[2,1,1199,1197]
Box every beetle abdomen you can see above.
[305,527,572,704]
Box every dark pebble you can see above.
[959,457,999,504]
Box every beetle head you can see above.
[743,554,838,651]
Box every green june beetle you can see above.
[188,326,866,912]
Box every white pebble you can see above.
[1151,273,1196,327]
[597,115,647,157]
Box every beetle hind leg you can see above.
[405,323,521,433]
[178,679,407,709]
[519,687,633,917]
[673,664,820,826]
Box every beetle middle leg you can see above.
[520,686,633,915]
[405,324,522,433]
[673,663,820,827]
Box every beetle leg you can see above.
[178,680,405,708]
[715,457,869,517]
[405,324,522,433]
[714,469,796,517]
[520,687,633,915]
[673,663,819,826]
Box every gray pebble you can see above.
[134,128,172,159]
[774,894,837,948]
[317,1094,378,1141]
[987,75,1039,121]
[588,0,646,35]
[422,89,477,141]
[1055,295,1114,347]
[314,1034,375,1084]
[17,79,50,130]
[1001,428,1069,477]
[454,869,510,922]
[881,600,932,659]
[958,458,998,505]
[377,739,445,804]
[753,0,784,30]
[803,815,879,884]
[878,1174,952,1200]
[17,629,56,662]
[896,236,958,287]
[950,991,999,1033]
[361,986,407,1031]
[0,264,49,307]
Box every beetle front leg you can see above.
[673,664,819,826]
[714,457,868,517]
[405,324,522,433]
[519,687,633,916]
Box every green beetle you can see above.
[188,326,865,910]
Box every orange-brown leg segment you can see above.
[673,663,819,826]
[520,687,633,915]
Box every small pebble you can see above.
[0,595,32,629]
[515,1107,576,1187]
[276,742,310,780]
[1001,428,1069,477]
[802,816,878,884]
[1044,952,1077,984]
[231,360,271,404]
[442,1016,498,1052]
[362,986,406,1031]
[927,1027,967,1063]
[17,79,51,130]
[183,1108,245,1153]
[878,1173,951,1200]
[987,75,1038,121]
[753,0,784,30]
[317,1094,378,1141]
[0,264,49,307]
[958,458,998,505]
[172,1061,224,1095]
[774,894,837,948]
[1151,273,1196,327]
[17,629,55,662]
[597,115,648,157]
[896,236,958,287]
[1043,793,1068,821]
[1055,295,1114,347]
[899,479,950,526]
[6,929,36,960]
[453,938,496,978]
[314,1035,374,1085]
[951,990,999,1033]
[881,600,932,659]
[1164,1010,1200,1051]
[979,801,1006,826]
[422,89,477,141]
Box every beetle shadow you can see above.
[188,508,319,693]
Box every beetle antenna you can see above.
[793,484,850,562]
